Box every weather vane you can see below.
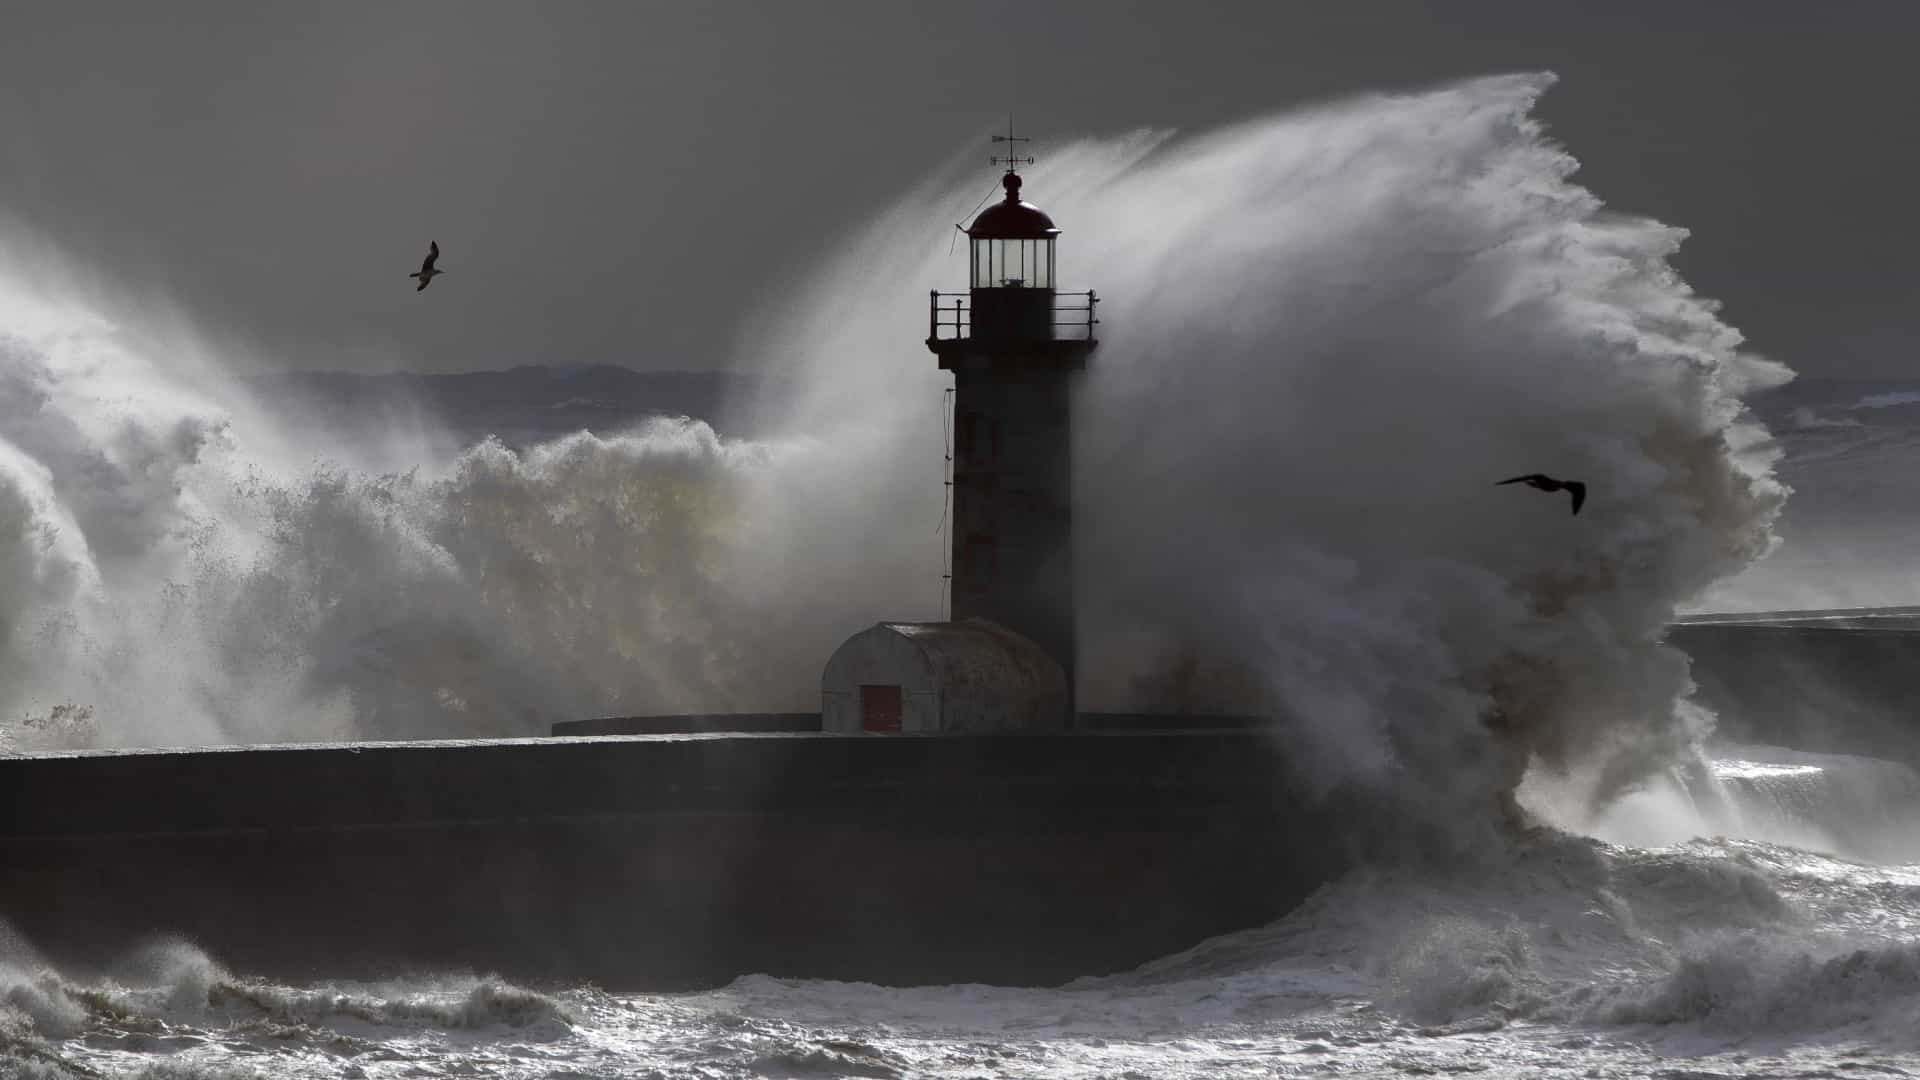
[990,116,1034,173]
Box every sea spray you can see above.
[751,72,1789,841]
[1071,73,1787,839]
[0,76,1786,848]
[0,241,948,747]
[0,399,854,744]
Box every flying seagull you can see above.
[409,241,443,291]
[1497,473,1587,515]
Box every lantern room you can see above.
[947,169,1081,344]
[968,172,1058,289]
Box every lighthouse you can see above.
[926,148,1099,717]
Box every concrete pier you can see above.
[0,731,1341,990]
[1670,611,1920,765]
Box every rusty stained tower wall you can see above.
[948,363,1077,698]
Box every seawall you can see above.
[1672,613,1920,765]
[0,731,1343,990]
[545,713,1270,736]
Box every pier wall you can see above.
[545,713,1269,736]
[1672,621,1920,764]
[0,731,1342,990]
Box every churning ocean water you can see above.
[8,750,1920,1079]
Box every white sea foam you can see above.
[5,827,1915,1078]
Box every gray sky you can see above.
[0,1,1912,378]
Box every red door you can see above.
[861,685,903,733]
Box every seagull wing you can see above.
[1566,481,1587,515]
[1496,474,1546,486]
[419,242,439,274]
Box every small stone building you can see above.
[821,618,1069,733]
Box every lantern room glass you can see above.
[971,237,1054,289]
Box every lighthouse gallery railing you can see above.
[928,290,1099,344]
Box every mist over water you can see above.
[0,74,1787,839]
[0,282,861,747]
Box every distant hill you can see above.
[244,364,792,449]
[244,365,1920,470]
[239,365,1920,609]
[1743,377,1920,472]
[1748,375,1920,430]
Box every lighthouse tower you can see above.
[927,147,1098,717]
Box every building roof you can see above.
[967,173,1060,239]
[854,618,1067,693]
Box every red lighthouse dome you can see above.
[967,172,1060,240]
[966,172,1058,290]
